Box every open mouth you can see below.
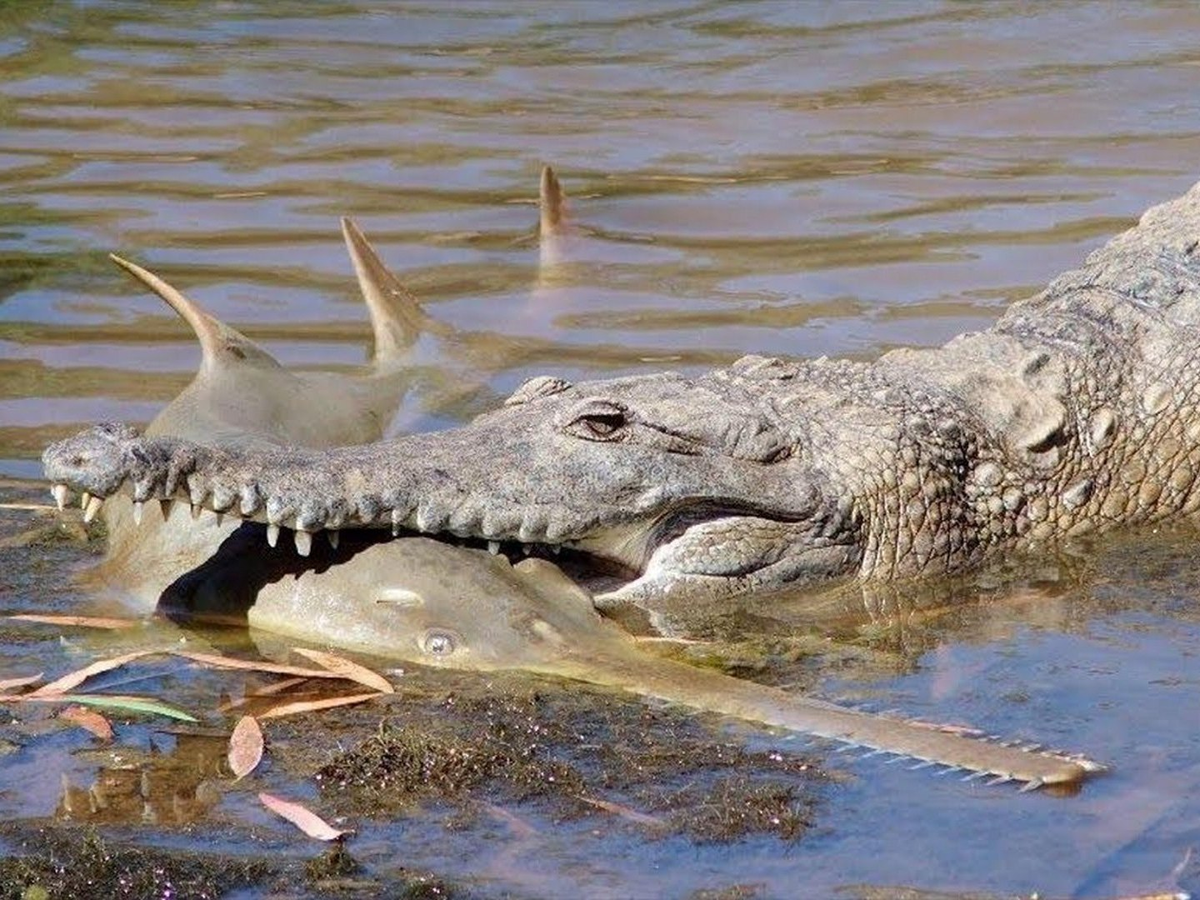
[53,481,646,595]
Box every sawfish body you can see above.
[54,172,1101,789]
[231,537,1101,789]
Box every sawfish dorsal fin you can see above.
[340,217,441,368]
[539,164,567,238]
[109,254,281,374]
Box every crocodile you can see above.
[45,181,1200,623]
[40,171,1138,789]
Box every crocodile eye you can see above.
[561,400,630,441]
[580,412,625,437]
[421,629,459,657]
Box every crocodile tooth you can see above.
[487,540,500,555]
[131,478,154,502]
[521,544,532,556]
[327,530,339,550]
[160,499,174,520]
[51,484,69,511]
[83,495,103,524]
[391,508,403,536]
[549,545,561,555]
[133,501,144,526]
[190,503,201,520]
[80,491,91,510]
[267,523,280,548]
[239,487,259,517]
[294,530,312,557]
[415,504,438,533]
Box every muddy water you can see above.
[2,2,1200,898]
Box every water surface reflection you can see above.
[2,2,1199,897]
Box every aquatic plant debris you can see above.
[0,645,396,729]
[259,792,349,841]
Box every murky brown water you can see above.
[2,2,1200,898]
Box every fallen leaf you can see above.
[257,692,382,720]
[0,691,198,721]
[228,714,264,779]
[290,648,394,694]
[0,673,43,691]
[172,650,346,680]
[28,649,160,697]
[52,693,199,722]
[218,676,313,713]
[253,676,313,697]
[6,614,140,630]
[258,792,347,841]
[59,704,114,740]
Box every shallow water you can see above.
[2,2,1200,897]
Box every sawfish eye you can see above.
[421,629,459,657]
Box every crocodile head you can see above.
[448,370,864,609]
[45,365,866,623]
